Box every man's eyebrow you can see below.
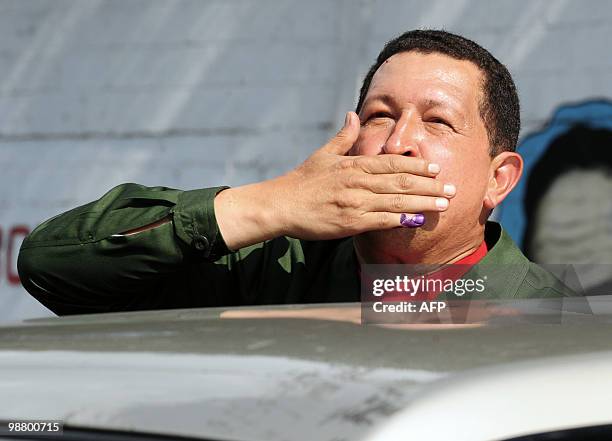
[424,98,445,108]
[423,98,462,113]
[361,93,396,108]
[362,94,463,114]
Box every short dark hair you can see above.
[356,29,520,156]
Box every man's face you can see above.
[350,51,493,258]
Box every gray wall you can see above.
[2,0,612,322]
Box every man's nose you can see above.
[382,110,421,157]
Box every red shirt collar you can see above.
[453,240,488,266]
[359,240,489,302]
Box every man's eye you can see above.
[361,112,393,126]
[366,112,393,122]
[427,117,452,128]
[370,112,392,119]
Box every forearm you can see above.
[18,183,231,314]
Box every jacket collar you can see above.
[468,221,530,298]
[336,221,530,299]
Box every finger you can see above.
[359,211,422,231]
[322,111,360,155]
[366,194,450,213]
[350,154,440,176]
[349,173,456,198]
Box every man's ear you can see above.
[483,151,523,210]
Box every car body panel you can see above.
[367,351,612,441]
[1,302,612,440]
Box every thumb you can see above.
[323,111,360,155]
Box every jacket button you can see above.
[194,235,210,252]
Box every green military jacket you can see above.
[18,184,573,316]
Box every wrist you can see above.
[260,174,295,238]
[214,180,286,250]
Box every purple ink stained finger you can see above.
[400,213,425,228]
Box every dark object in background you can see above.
[523,125,612,295]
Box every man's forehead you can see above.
[365,51,483,110]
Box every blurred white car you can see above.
[1,300,612,441]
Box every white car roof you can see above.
[1,301,612,440]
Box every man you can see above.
[18,30,572,316]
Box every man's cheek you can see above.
[446,171,487,213]
[431,156,457,184]
[349,131,379,156]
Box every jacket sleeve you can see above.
[17,183,235,315]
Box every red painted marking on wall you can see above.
[4,225,30,286]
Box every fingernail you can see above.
[444,184,456,197]
[436,198,449,209]
[428,163,440,174]
[344,112,351,128]
[400,213,425,228]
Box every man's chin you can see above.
[356,227,424,260]
[353,215,448,263]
